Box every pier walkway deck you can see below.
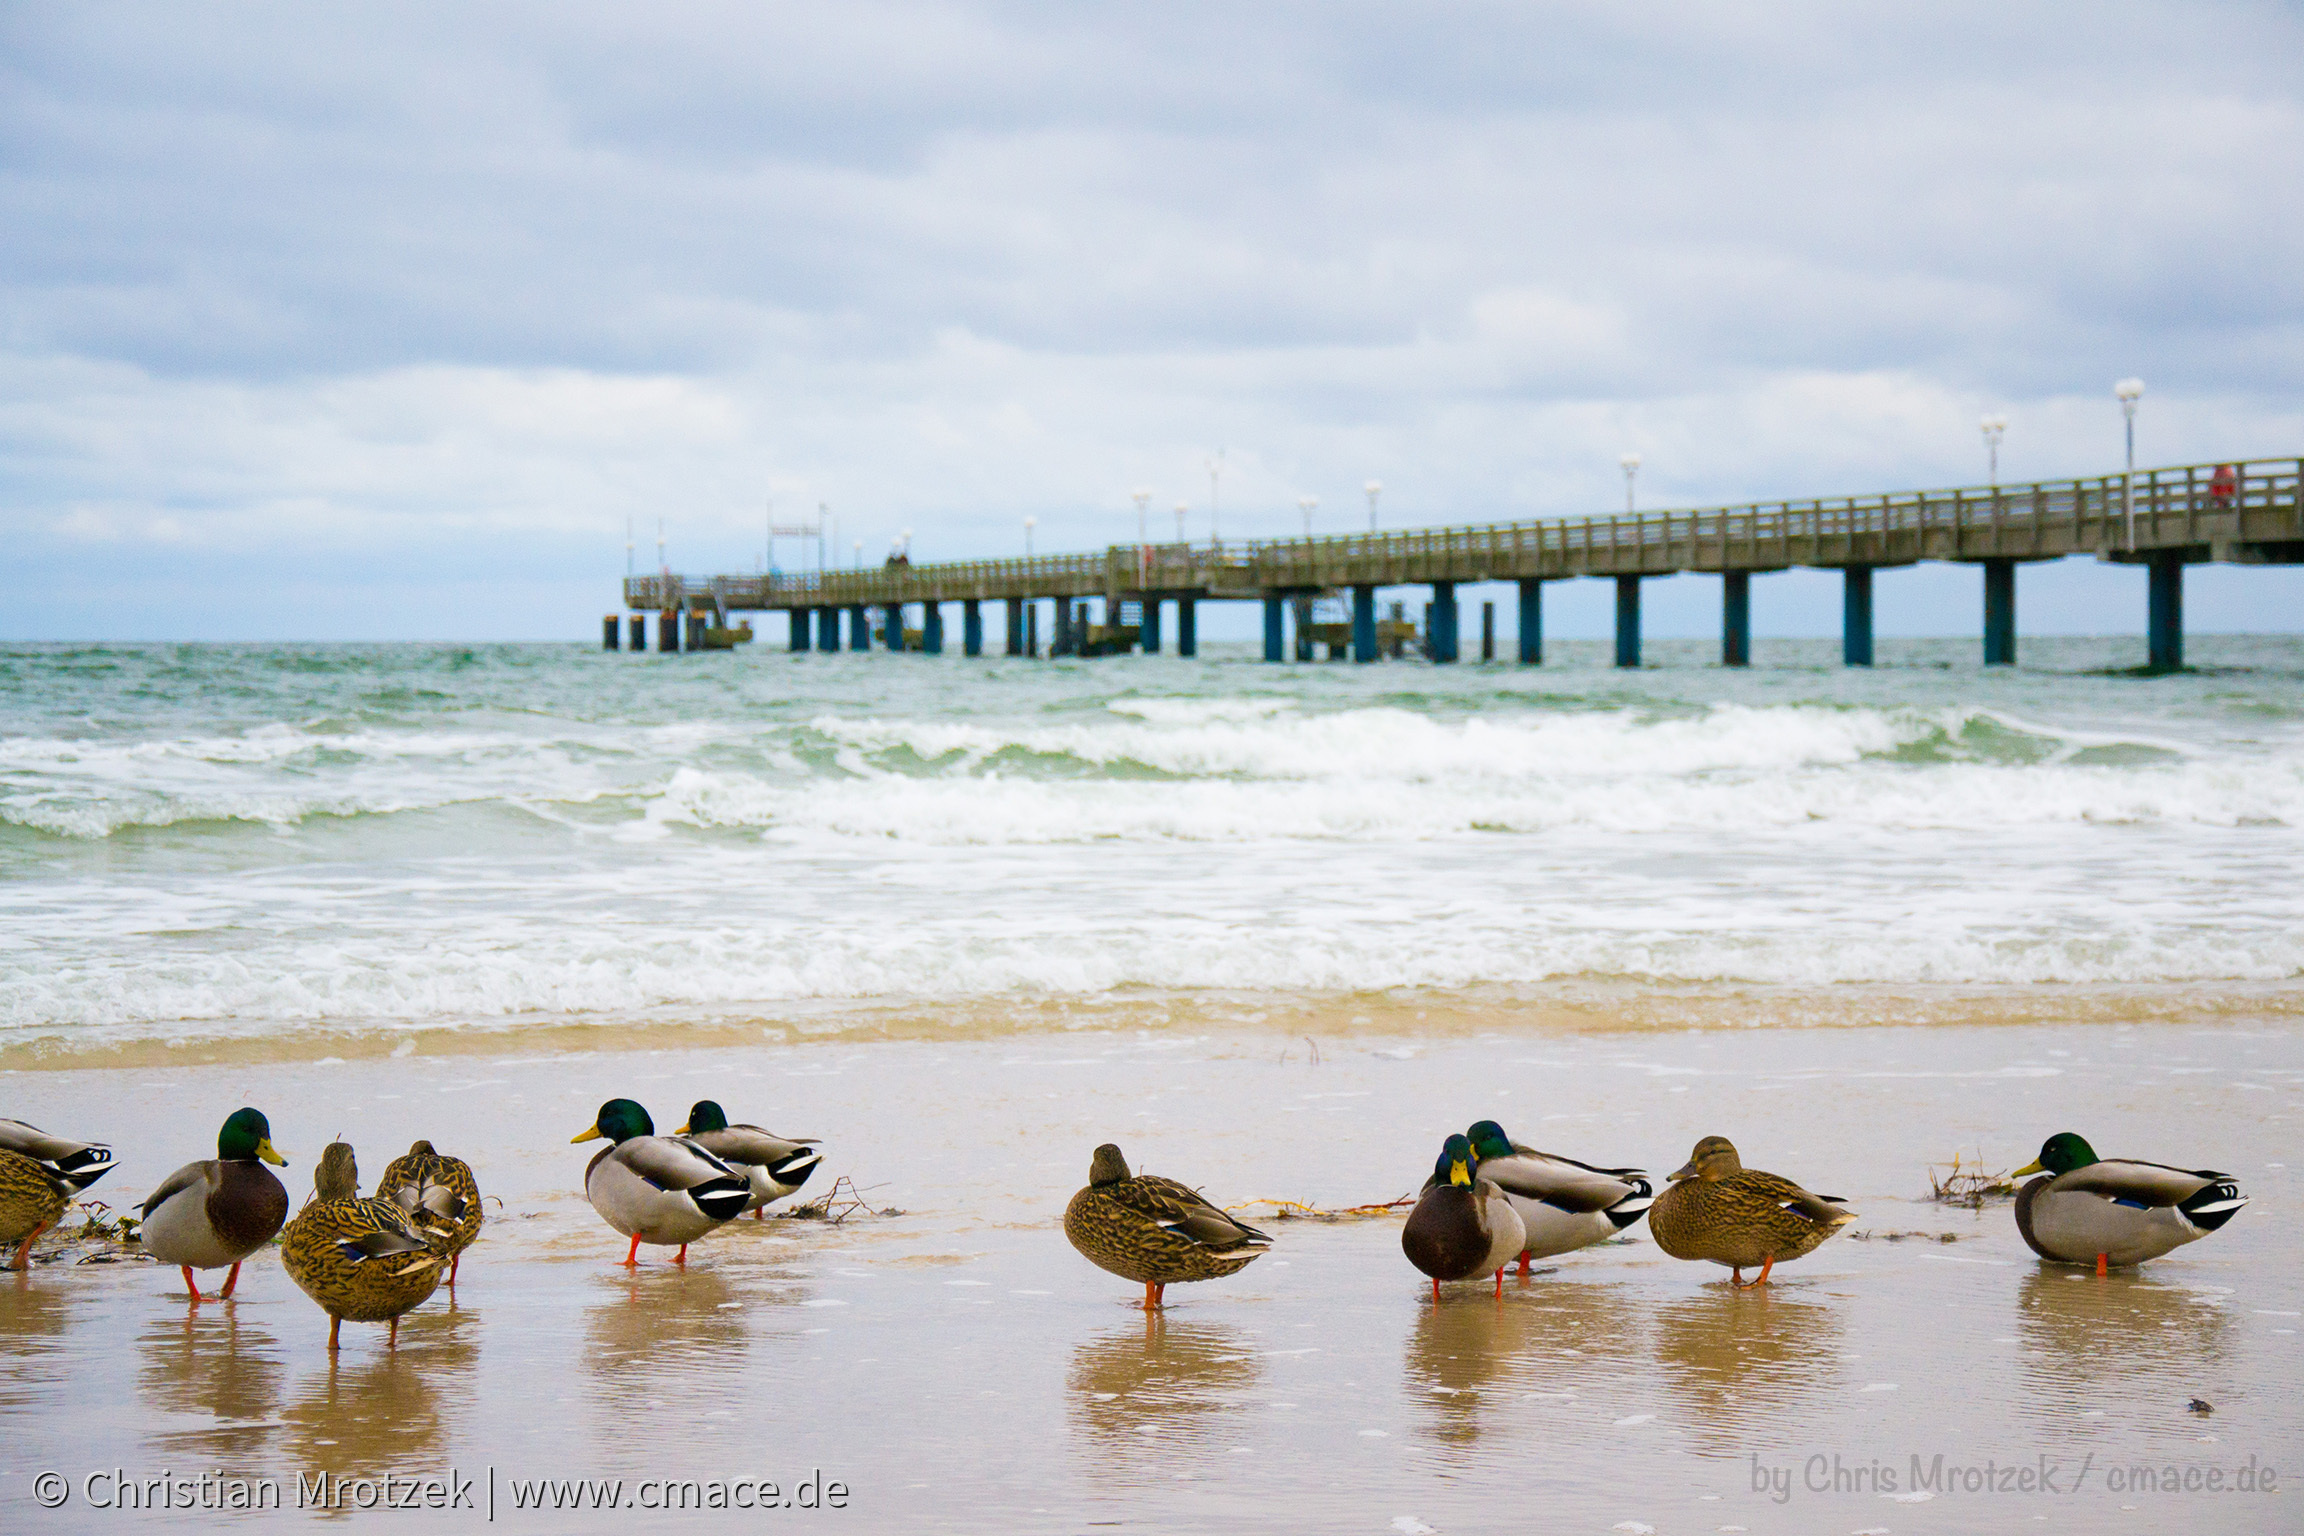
[616,456,2302,670]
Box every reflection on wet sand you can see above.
[582,1267,754,1415]
[277,1303,480,1474]
[1067,1317,1260,1475]
[0,1268,86,1422]
[1405,1281,1646,1451]
[1651,1287,1844,1454]
[137,1303,288,1461]
[2011,1268,2235,1426]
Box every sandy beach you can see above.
[4,1015,2295,1533]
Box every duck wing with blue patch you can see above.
[1120,1175,1272,1252]
[1729,1168,1850,1227]
[2056,1159,2237,1209]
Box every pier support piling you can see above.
[1982,559,2016,666]
[1481,601,1495,662]
[1614,577,1641,668]
[1842,565,1874,667]
[2147,554,2184,672]
[816,607,837,653]
[884,604,905,651]
[1430,582,1459,663]
[850,605,870,652]
[629,615,646,652]
[659,609,680,653]
[1263,595,1285,662]
[1516,579,1542,665]
[1140,597,1162,656]
[788,610,808,651]
[1722,571,1750,668]
[1352,585,1377,663]
[1293,596,1314,662]
[1177,598,1197,658]
[1025,602,1039,657]
[962,600,982,657]
[603,615,620,650]
[923,603,944,655]
[1005,597,1026,656]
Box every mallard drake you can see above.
[2012,1132,2247,1273]
[1063,1143,1271,1310]
[0,1119,116,1194]
[376,1140,483,1286]
[673,1102,822,1219]
[571,1099,750,1266]
[1403,1133,1527,1300]
[1648,1135,1853,1287]
[1464,1119,1652,1273]
[0,1149,70,1271]
[280,1141,445,1349]
[138,1108,290,1303]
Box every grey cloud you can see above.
[3,1,2302,638]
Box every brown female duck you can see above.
[1064,1143,1271,1309]
[1649,1135,1853,1286]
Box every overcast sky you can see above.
[4,1,2300,641]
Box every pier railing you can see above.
[625,457,2302,611]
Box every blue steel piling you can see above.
[1613,577,1641,668]
[850,605,870,651]
[1983,559,2016,666]
[1263,596,1285,662]
[1842,566,1874,667]
[1353,585,1377,663]
[2148,554,2184,672]
[1140,596,1162,655]
[1517,579,1542,665]
[1177,598,1197,658]
[1721,571,1750,668]
[1430,582,1459,663]
[963,600,982,657]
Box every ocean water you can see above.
[4,636,2301,1059]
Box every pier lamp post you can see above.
[656,516,667,575]
[1980,414,2008,489]
[1132,488,1150,546]
[1024,516,1037,557]
[1208,451,1226,547]
[1365,480,1382,531]
[2115,378,2144,550]
[852,539,862,569]
[1620,453,1641,515]
[1299,495,1318,538]
[1174,501,1189,544]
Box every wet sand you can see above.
[3,1019,2297,1533]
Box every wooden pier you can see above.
[612,456,2302,670]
